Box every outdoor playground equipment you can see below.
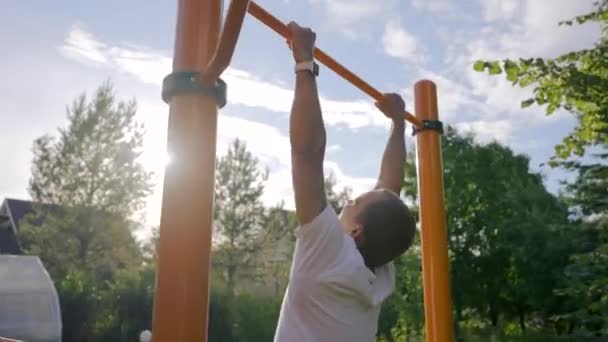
[152,1,454,341]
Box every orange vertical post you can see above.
[151,0,222,341]
[415,80,455,342]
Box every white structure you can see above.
[0,255,61,341]
[139,330,152,342]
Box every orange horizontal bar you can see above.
[247,1,423,128]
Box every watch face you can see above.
[313,62,320,76]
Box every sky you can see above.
[0,0,601,233]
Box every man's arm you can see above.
[288,22,327,225]
[375,94,407,195]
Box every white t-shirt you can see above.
[274,205,396,342]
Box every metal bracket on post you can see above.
[160,0,250,109]
[412,119,444,136]
[161,71,228,108]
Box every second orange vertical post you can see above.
[414,80,455,342]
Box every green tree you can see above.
[554,156,608,336]
[22,208,142,283]
[21,82,152,276]
[256,204,298,298]
[401,127,576,339]
[472,3,608,335]
[377,245,425,342]
[377,154,423,341]
[457,131,571,332]
[28,82,152,215]
[56,270,99,342]
[19,82,153,341]
[325,171,353,213]
[229,293,282,342]
[142,226,160,266]
[566,156,608,217]
[208,287,236,342]
[497,173,575,333]
[473,1,608,159]
[93,268,155,341]
[213,138,269,291]
[254,173,354,298]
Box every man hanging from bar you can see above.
[274,22,417,342]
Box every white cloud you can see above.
[325,0,381,22]
[216,115,377,210]
[141,108,375,219]
[453,120,513,144]
[409,63,572,145]
[124,101,297,226]
[216,114,292,207]
[308,0,397,39]
[406,68,520,143]
[414,65,568,144]
[59,25,108,64]
[469,0,599,61]
[522,0,598,56]
[403,1,597,148]
[467,68,535,117]
[325,161,377,195]
[487,0,597,59]
[59,25,390,130]
[108,45,171,84]
[327,144,342,153]
[310,0,387,23]
[415,69,486,119]
[382,19,428,64]
[411,0,453,12]
[480,0,521,22]
[453,0,600,140]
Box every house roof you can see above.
[0,217,21,254]
[0,197,123,256]
[0,198,64,234]
[0,199,37,255]
[2,199,34,232]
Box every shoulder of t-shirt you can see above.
[295,205,340,239]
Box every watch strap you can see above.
[295,60,319,76]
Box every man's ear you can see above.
[351,224,364,244]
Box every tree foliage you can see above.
[325,171,353,213]
[256,204,297,297]
[55,269,99,341]
[377,245,425,342]
[28,81,152,214]
[93,268,155,341]
[18,82,153,341]
[554,153,608,336]
[473,1,608,159]
[213,138,269,291]
[398,127,578,339]
[255,172,355,297]
[473,3,608,335]
[20,82,152,277]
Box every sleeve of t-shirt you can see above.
[291,205,345,276]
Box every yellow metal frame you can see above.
[152,1,455,341]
